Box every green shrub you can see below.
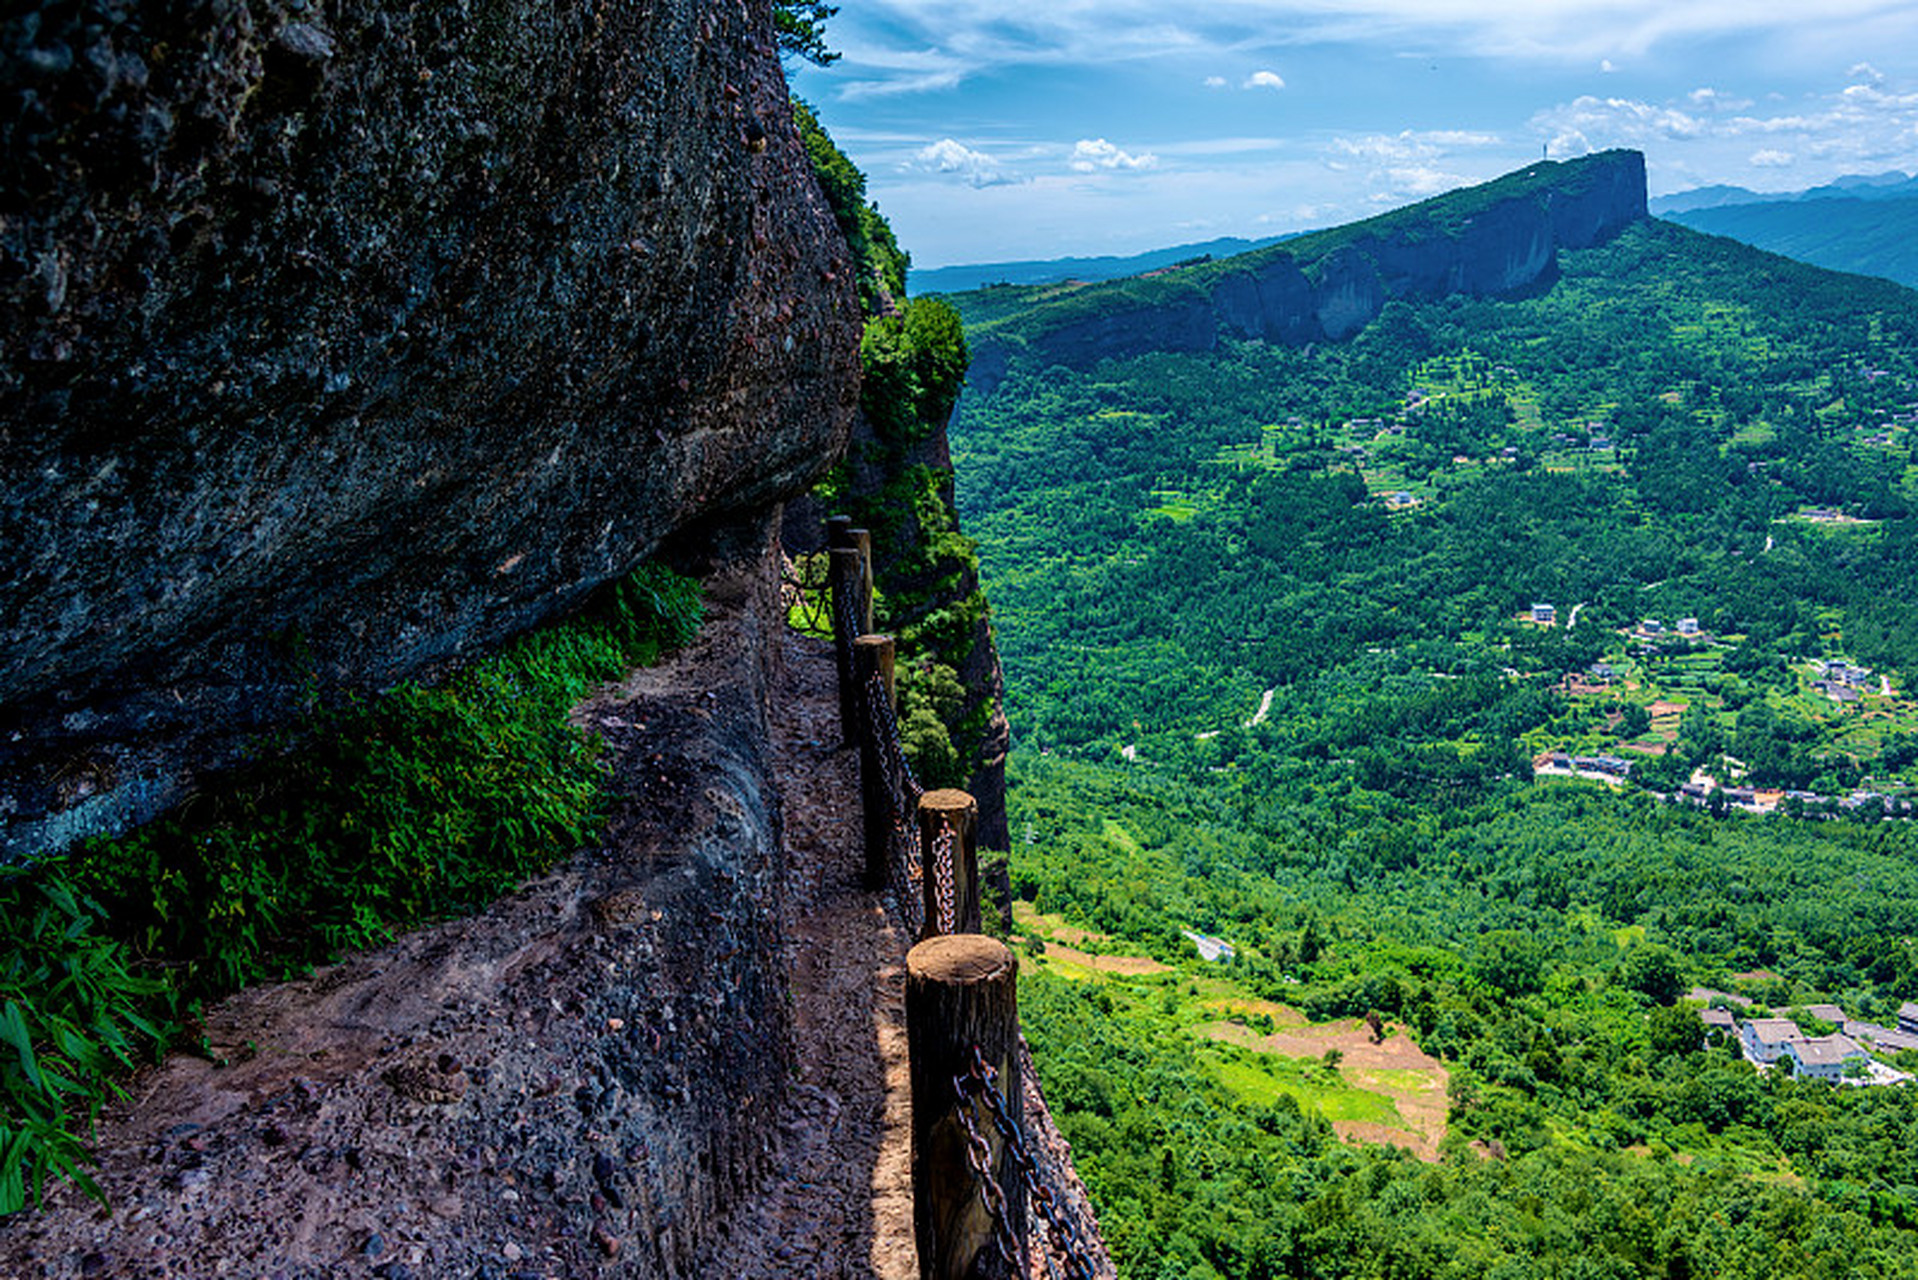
[0,561,701,1212]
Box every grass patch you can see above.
[0,562,703,1214]
[1203,1046,1405,1125]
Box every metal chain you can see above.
[866,670,924,802]
[860,670,927,934]
[953,1064,1023,1271]
[966,1045,1103,1280]
[779,553,833,633]
[931,818,957,935]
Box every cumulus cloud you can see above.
[1070,138,1158,172]
[1330,129,1501,165]
[1533,95,1705,142]
[1204,75,1228,88]
[1243,69,1286,90]
[1750,149,1796,167]
[1852,62,1886,84]
[1389,166,1467,196]
[914,138,1017,186]
[1600,59,1618,73]
[1549,130,1594,158]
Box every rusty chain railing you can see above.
[822,516,1110,1280]
[863,669,929,937]
[955,1044,1105,1280]
[781,551,834,636]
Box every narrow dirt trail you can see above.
[709,629,918,1279]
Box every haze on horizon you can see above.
[789,0,1918,270]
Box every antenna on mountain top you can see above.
[1542,142,1548,160]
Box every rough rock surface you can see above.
[968,149,1648,389]
[0,517,796,1277]
[0,522,1110,1278]
[0,0,860,858]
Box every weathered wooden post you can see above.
[829,545,866,745]
[854,634,897,892]
[918,789,980,939]
[825,513,855,550]
[906,934,1025,1280]
[850,526,875,633]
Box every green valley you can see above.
[946,163,1918,1276]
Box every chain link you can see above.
[860,668,930,934]
[953,1064,1024,1271]
[963,1045,1103,1280]
[780,553,834,634]
[930,819,957,935]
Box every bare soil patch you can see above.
[1198,1017,1449,1161]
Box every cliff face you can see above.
[969,150,1648,388]
[785,408,1012,849]
[0,0,859,858]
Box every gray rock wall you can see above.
[0,0,860,858]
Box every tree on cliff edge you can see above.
[776,1,839,65]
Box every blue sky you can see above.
[788,1,1918,269]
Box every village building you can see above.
[1532,603,1556,624]
[1740,1018,1802,1065]
[1786,1035,1868,1081]
[1896,1001,1918,1036]
[1845,1020,1918,1055]
[1677,617,1700,636]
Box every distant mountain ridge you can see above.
[1653,173,1918,288]
[910,236,1290,295]
[955,149,1648,393]
[1651,171,1918,215]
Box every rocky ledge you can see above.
[0,0,859,858]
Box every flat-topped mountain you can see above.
[958,149,1647,391]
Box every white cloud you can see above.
[1533,95,1706,142]
[1204,75,1228,88]
[1750,148,1796,167]
[1389,166,1467,196]
[1852,61,1887,84]
[1549,130,1595,158]
[1243,69,1286,90]
[1070,138,1159,172]
[1330,129,1501,165]
[1688,87,1753,110]
[914,138,1018,186]
[802,1,1918,99]
[1601,59,1618,73]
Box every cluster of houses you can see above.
[1694,990,1915,1085]
[1810,658,1873,704]
[1534,751,1634,781]
[1524,607,1706,642]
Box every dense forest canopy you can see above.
[946,211,1918,1276]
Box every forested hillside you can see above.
[944,178,1918,1277]
[1664,198,1918,290]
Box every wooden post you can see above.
[826,514,855,549]
[854,634,897,891]
[906,934,1025,1280]
[850,528,875,636]
[830,546,865,746]
[918,789,980,939]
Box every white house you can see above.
[1786,1035,1868,1081]
[1740,1018,1801,1064]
